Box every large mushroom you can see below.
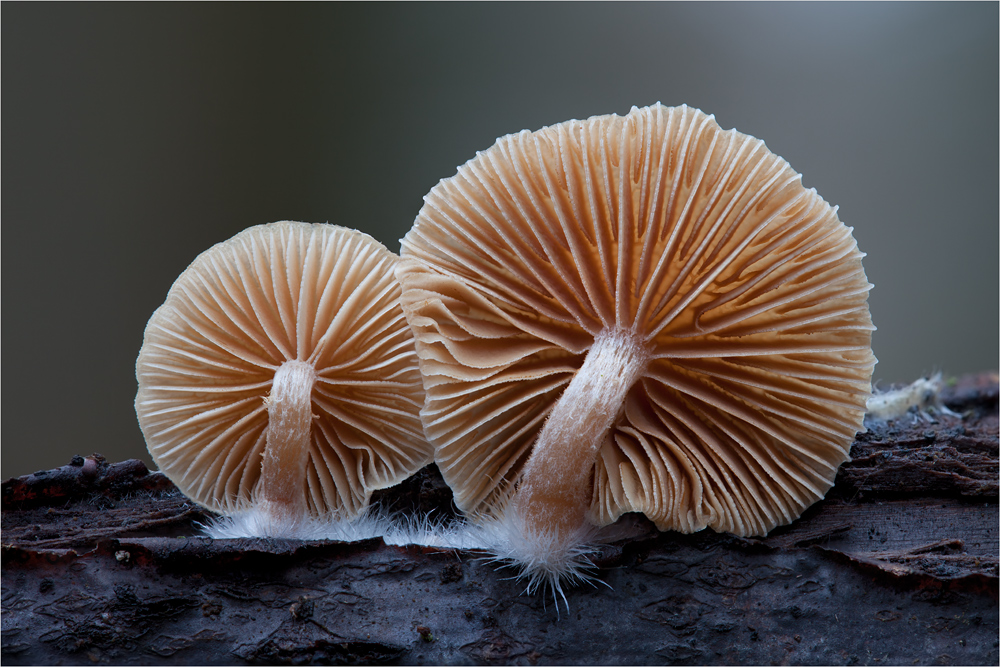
[397,104,875,595]
[136,221,431,538]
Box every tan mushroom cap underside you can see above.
[398,104,875,537]
[136,221,430,518]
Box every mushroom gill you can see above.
[397,104,875,593]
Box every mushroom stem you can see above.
[258,359,316,522]
[511,328,650,545]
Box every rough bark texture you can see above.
[2,373,997,665]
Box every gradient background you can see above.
[4,3,997,479]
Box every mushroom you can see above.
[397,104,875,595]
[866,373,959,423]
[136,221,431,538]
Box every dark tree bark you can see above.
[2,373,997,665]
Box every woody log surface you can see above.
[2,372,997,666]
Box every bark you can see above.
[2,372,997,666]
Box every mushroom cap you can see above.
[136,221,431,517]
[397,104,875,537]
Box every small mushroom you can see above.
[865,373,959,423]
[136,221,431,537]
[398,104,875,595]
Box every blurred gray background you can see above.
[4,3,997,479]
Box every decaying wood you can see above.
[2,372,997,665]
